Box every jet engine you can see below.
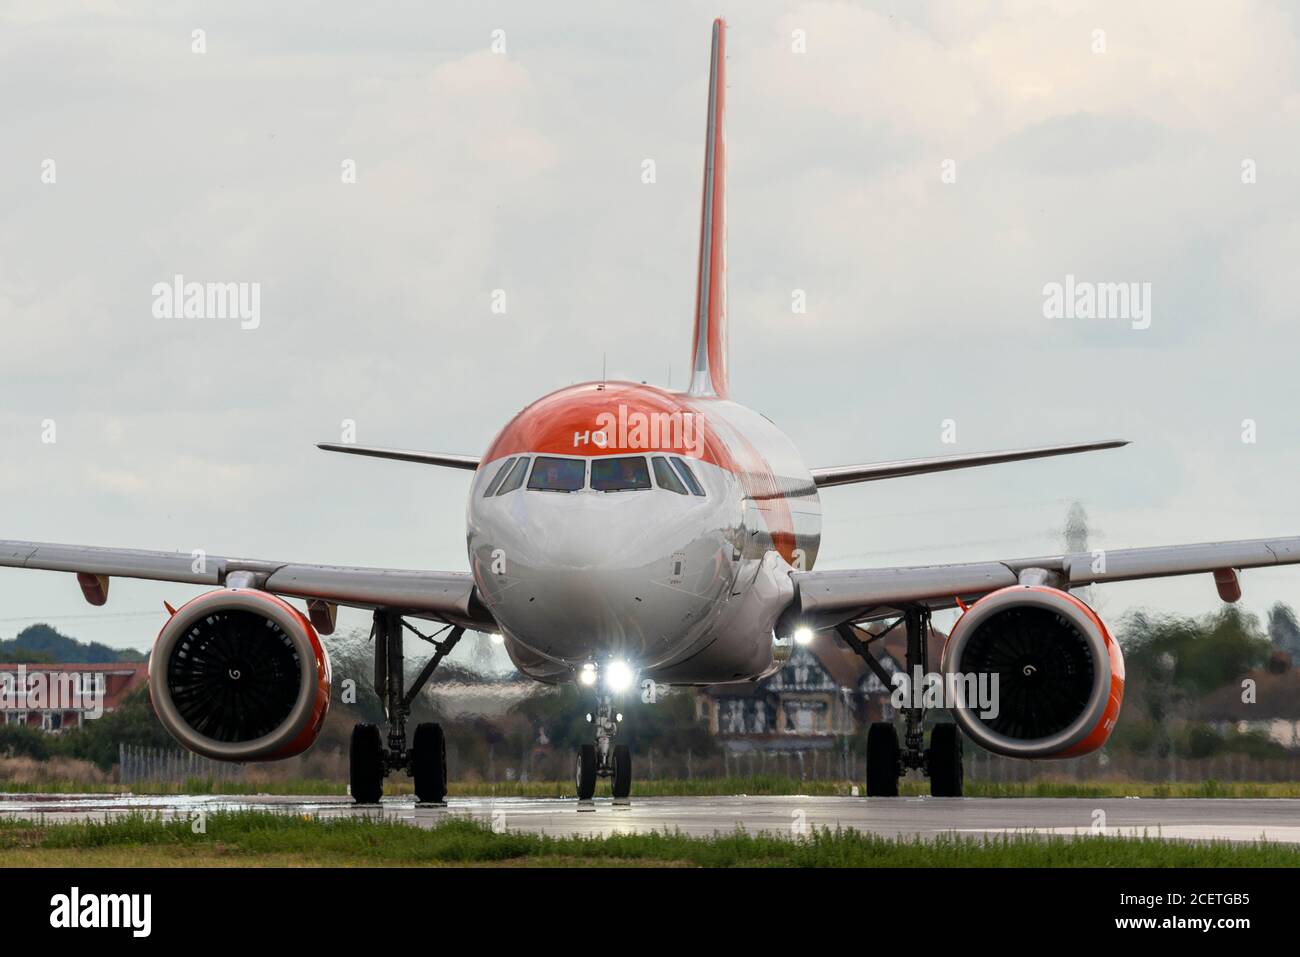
[940,585,1124,758]
[148,589,331,761]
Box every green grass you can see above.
[0,810,1296,867]
[4,775,1300,798]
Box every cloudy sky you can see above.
[2,0,1299,652]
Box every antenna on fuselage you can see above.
[598,352,606,391]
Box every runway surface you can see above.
[1,793,1298,842]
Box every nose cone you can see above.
[470,490,731,668]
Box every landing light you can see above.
[605,660,634,692]
[579,663,597,686]
[489,632,504,645]
[794,626,814,646]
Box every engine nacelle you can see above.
[148,589,331,761]
[940,585,1124,759]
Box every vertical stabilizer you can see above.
[688,18,729,398]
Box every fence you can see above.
[118,744,244,785]
[114,741,1300,787]
[453,742,1300,784]
[965,747,1300,784]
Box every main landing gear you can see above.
[575,691,632,801]
[838,607,965,798]
[349,610,464,805]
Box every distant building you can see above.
[1197,653,1300,748]
[696,624,947,753]
[0,663,148,732]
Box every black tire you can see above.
[412,722,448,803]
[865,722,900,797]
[927,723,964,797]
[349,723,384,804]
[575,744,597,800]
[611,744,632,799]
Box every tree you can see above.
[57,686,174,770]
[1121,604,1271,699]
[0,624,145,664]
[1267,602,1300,662]
[1117,605,1273,755]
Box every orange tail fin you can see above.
[688,18,728,398]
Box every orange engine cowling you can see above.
[940,585,1124,759]
[148,589,331,761]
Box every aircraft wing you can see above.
[0,539,493,630]
[316,443,480,470]
[810,440,1128,489]
[785,535,1300,629]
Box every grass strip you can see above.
[0,810,1297,867]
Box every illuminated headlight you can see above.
[604,660,634,692]
[794,626,814,646]
[579,663,597,686]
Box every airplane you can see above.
[4,17,1299,802]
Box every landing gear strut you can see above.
[838,608,965,797]
[575,691,632,800]
[348,609,464,804]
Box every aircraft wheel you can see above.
[349,723,384,804]
[575,744,598,800]
[927,723,964,797]
[412,722,448,803]
[865,722,900,797]
[611,744,632,799]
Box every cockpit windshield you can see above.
[483,457,517,497]
[651,456,688,494]
[495,456,529,495]
[591,456,652,492]
[671,457,706,496]
[527,456,586,493]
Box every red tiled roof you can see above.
[1197,667,1300,721]
[0,663,147,672]
[0,662,148,712]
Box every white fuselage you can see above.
[466,382,821,686]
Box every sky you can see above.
[1,0,1299,653]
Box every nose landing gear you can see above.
[348,610,464,805]
[575,693,633,801]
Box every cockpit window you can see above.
[483,457,517,497]
[671,457,706,496]
[527,456,586,493]
[495,456,529,495]
[591,456,651,492]
[651,456,688,495]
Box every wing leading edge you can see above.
[316,443,480,470]
[785,535,1300,630]
[0,539,493,630]
[810,440,1129,488]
